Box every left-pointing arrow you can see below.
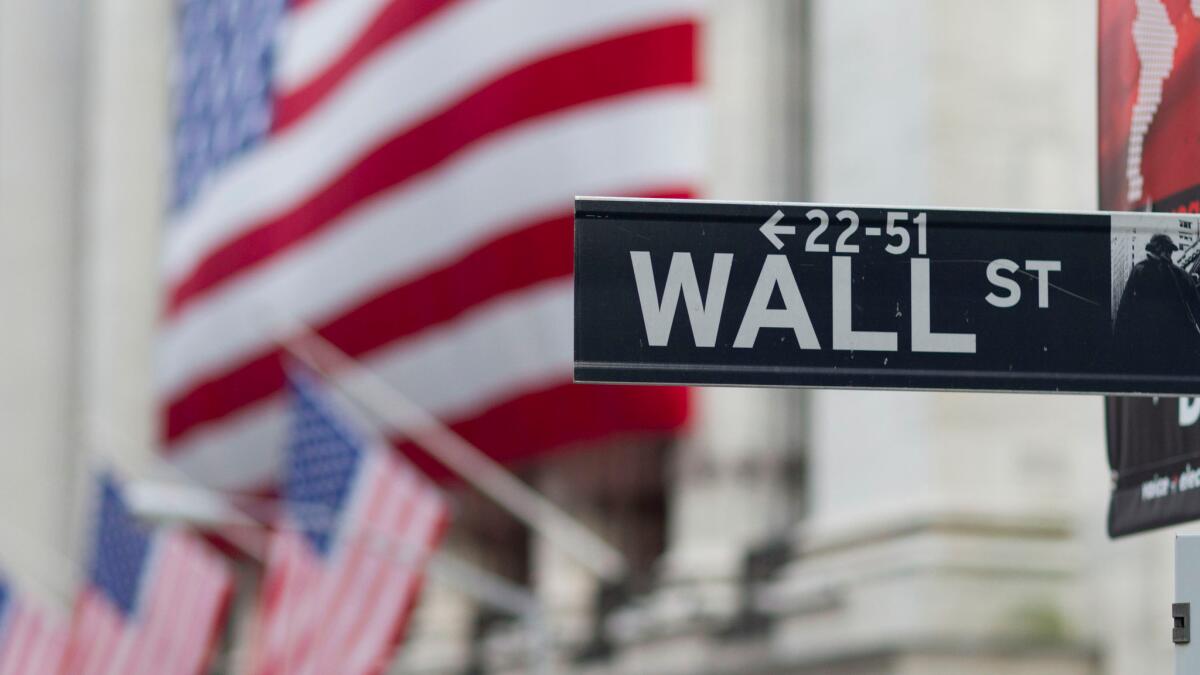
[759,209,794,250]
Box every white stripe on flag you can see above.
[275,0,393,91]
[164,0,699,282]
[360,279,572,417]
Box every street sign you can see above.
[574,197,1200,396]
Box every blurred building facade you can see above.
[0,0,1183,673]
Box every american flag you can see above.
[249,366,448,675]
[60,473,232,675]
[0,575,67,674]
[161,0,701,492]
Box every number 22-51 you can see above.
[804,209,926,255]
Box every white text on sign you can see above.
[631,209,1066,355]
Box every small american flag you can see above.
[61,473,232,675]
[249,366,448,675]
[162,0,699,492]
[0,575,67,674]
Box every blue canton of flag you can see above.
[88,474,153,617]
[284,367,368,556]
[172,0,286,211]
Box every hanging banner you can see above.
[575,197,1200,394]
[1100,0,1200,536]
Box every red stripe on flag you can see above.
[274,0,464,131]
[166,22,697,316]
[396,382,690,480]
[163,188,691,446]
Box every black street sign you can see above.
[574,197,1200,396]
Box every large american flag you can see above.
[162,0,702,491]
[60,473,232,675]
[249,366,448,675]
[0,576,67,674]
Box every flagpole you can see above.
[273,317,630,583]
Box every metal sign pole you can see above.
[1177,535,1199,674]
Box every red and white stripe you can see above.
[0,597,67,675]
[250,452,447,675]
[161,0,700,490]
[61,531,231,675]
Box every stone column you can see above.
[761,1,1107,672]
[0,0,88,598]
[78,0,169,476]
